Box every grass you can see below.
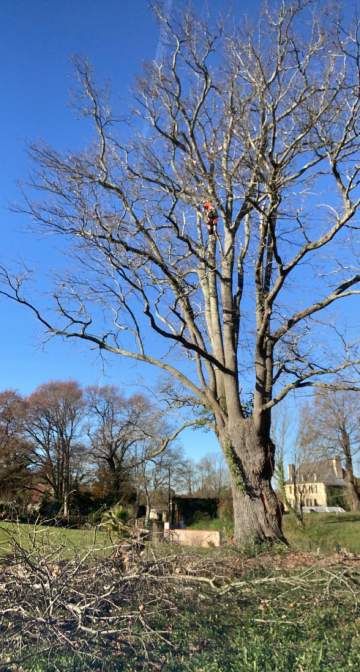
[1,511,360,559]
[1,515,360,671]
[161,574,360,672]
[284,511,360,553]
[189,511,360,554]
[1,511,359,559]
[0,520,114,558]
[13,559,360,672]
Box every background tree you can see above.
[194,454,229,499]
[2,2,360,543]
[24,381,85,518]
[299,390,360,510]
[0,390,30,503]
[273,402,305,523]
[86,386,147,503]
[133,444,187,520]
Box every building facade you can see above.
[285,456,348,510]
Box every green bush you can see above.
[100,504,134,537]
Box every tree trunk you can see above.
[346,479,360,511]
[63,491,69,521]
[220,418,285,545]
[344,464,360,512]
[341,430,360,511]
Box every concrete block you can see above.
[167,528,221,547]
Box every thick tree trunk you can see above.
[220,418,285,545]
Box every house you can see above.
[285,456,348,511]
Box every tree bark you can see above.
[220,418,285,544]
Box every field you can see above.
[284,512,360,553]
[189,511,360,554]
[2,512,359,559]
[0,521,114,559]
[0,514,360,671]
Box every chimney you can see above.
[288,464,295,482]
[332,456,342,478]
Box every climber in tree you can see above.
[203,201,218,236]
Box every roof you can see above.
[286,458,347,486]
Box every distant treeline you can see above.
[0,381,230,522]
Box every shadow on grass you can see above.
[324,516,360,525]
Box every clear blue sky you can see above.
[1,1,356,466]
[0,0,259,459]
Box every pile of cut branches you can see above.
[1,532,360,671]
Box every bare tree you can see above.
[24,381,85,518]
[85,386,151,502]
[2,2,360,542]
[133,444,186,520]
[0,390,30,502]
[273,402,305,523]
[174,457,197,496]
[299,390,360,510]
[195,453,229,498]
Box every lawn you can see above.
[189,511,360,554]
[0,521,114,559]
[284,511,360,554]
[1,511,360,559]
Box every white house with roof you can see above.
[285,456,348,512]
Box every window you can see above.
[314,499,318,506]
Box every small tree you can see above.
[194,453,229,498]
[2,2,360,543]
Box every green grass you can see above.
[284,512,360,553]
[0,521,114,558]
[189,511,360,554]
[17,562,360,672]
[1,516,360,671]
[2,511,360,559]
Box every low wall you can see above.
[167,528,221,548]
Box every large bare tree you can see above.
[2,2,360,542]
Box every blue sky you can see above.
[0,0,260,459]
[1,1,357,466]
